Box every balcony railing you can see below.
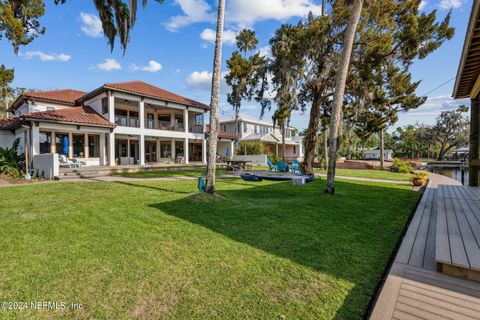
[189,125,204,134]
[115,116,140,128]
[145,120,185,132]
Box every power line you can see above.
[421,76,455,96]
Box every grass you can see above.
[0,178,419,319]
[315,168,414,181]
[112,168,230,178]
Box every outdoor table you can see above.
[225,160,250,171]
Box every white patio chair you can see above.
[59,155,73,168]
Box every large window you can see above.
[160,141,171,158]
[195,114,203,125]
[146,114,154,129]
[102,97,108,114]
[55,133,69,155]
[39,132,51,154]
[88,135,100,157]
[243,123,247,133]
[73,134,85,158]
[175,141,184,157]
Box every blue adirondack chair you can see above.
[277,160,289,173]
[290,160,302,174]
[198,177,206,192]
[267,159,278,172]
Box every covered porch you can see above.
[113,135,206,166]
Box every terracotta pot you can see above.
[411,177,424,186]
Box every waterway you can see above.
[431,168,469,185]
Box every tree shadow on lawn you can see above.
[150,179,418,319]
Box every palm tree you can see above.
[205,0,226,194]
[324,0,363,195]
[236,29,258,58]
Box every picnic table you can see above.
[225,160,251,171]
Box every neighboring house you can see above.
[0,81,209,167]
[364,149,393,161]
[219,114,304,161]
[205,125,238,159]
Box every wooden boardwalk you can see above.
[370,173,480,320]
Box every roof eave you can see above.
[453,0,480,99]
[20,117,115,128]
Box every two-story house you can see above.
[0,81,208,167]
[218,114,304,161]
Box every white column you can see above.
[154,111,158,129]
[230,140,234,158]
[99,134,106,165]
[184,108,189,133]
[184,137,189,164]
[31,124,40,156]
[108,132,115,166]
[171,140,176,161]
[139,99,145,129]
[156,139,160,162]
[170,112,175,126]
[68,132,73,158]
[50,131,56,153]
[140,134,145,165]
[84,133,89,159]
[108,92,115,123]
[202,138,207,164]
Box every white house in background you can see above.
[0,81,208,167]
[364,149,393,161]
[219,114,304,161]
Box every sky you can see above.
[0,0,473,132]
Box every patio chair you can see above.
[277,160,289,173]
[59,155,75,168]
[267,159,277,172]
[290,160,302,174]
[70,159,86,167]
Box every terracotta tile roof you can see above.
[205,124,238,140]
[0,118,19,130]
[104,81,209,109]
[22,89,86,105]
[21,106,114,127]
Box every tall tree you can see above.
[325,0,363,194]
[205,0,225,194]
[0,65,14,115]
[269,24,304,160]
[432,106,469,160]
[225,29,267,136]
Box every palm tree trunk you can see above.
[325,0,363,195]
[380,129,385,170]
[205,0,225,194]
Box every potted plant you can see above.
[411,171,428,186]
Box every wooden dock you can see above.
[370,173,480,320]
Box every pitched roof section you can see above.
[23,89,87,105]
[21,106,114,127]
[205,124,238,140]
[0,118,20,130]
[103,81,209,109]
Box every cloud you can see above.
[398,95,469,124]
[22,51,71,62]
[200,28,237,45]
[227,0,323,27]
[166,0,214,31]
[258,45,272,57]
[130,60,162,72]
[80,12,103,37]
[186,70,228,91]
[439,0,463,9]
[419,1,427,10]
[96,58,122,71]
[168,0,323,30]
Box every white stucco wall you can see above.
[0,131,15,149]
[15,101,71,115]
[33,153,59,179]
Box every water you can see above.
[431,168,469,185]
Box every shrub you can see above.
[0,139,24,178]
[268,154,279,163]
[391,158,414,173]
[237,141,266,155]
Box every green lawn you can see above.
[0,178,419,319]
[112,168,229,178]
[315,168,414,181]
